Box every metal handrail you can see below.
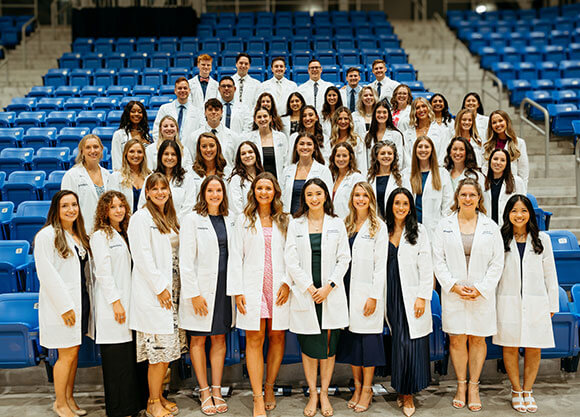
[481,70,503,110]
[0,45,9,84]
[519,98,550,178]
[452,38,470,91]
[576,140,580,205]
[21,16,39,69]
[411,0,428,22]
[51,0,71,39]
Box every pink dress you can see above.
[260,227,273,319]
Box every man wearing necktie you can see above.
[152,77,200,141]
[297,59,334,115]
[188,53,219,110]
[259,57,298,111]
[369,59,400,104]
[233,52,261,110]
[218,75,250,134]
[340,67,362,113]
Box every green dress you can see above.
[297,233,341,359]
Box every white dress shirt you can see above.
[152,99,201,142]
[260,76,298,112]
[188,75,219,109]
[369,77,400,102]
[219,97,251,135]
[340,85,362,112]
[297,78,335,114]
[232,73,261,110]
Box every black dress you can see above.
[263,146,277,178]
[290,179,306,214]
[337,233,386,367]
[415,172,429,224]
[187,215,232,336]
[376,175,390,220]
[387,242,430,395]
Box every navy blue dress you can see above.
[415,172,429,224]
[132,186,141,213]
[290,179,306,214]
[376,175,390,220]
[387,241,430,395]
[187,215,232,337]
[337,233,386,367]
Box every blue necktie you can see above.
[177,105,185,136]
[350,89,356,112]
[225,102,232,129]
[377,81,382,98]
[313,82,319,108]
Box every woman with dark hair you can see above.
[282,92,306,138]
[191,132,231,189]
[483,110,529,191]
[128,173,184,417]
[367,141,411,220]
[253,92,284,132]
[364,101,407,170]
[329,142,365,219]
[384,187,433,417]
[179,175,234,416]
[321,86,344,137]
[443,137,486,192]
[453,109,484,166]
[429,93,454,150]
[483,148,525,225]
[404,136,453,237]
[248,106,289,180]
[281,133,333,214]
[285,178,350,417]
[460,92,488,141]
[337,182,387,413]
[288,105,327,159]
[107,139,151,213]
[112,100,152,171]
[433,178,504,413]
[390,84,413,131]
[91,191,147,417]
[327,107,367,174]
[34,190,92,417]
[227,172,291,417]
[146,115,193,171]
[495,195,558,414]
[227,141,265,217]
[137,140,197,220]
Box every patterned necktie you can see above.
[239,77,245,103]
[225,102,232,129]
[313,82,319,108]
[349,89,356,112]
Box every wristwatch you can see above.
[329,282,336,288]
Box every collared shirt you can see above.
[232,73,261,110]
[297,78,335,115]
[152,98,200,142]
[259,76,298,113]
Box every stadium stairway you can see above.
[392,18,580,239]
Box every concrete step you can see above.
[536,195,578,205]
[543,205,580,217]
[550,217,580,229]
[567,229,580,240]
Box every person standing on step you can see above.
[369,60,400,103]
[260,57,297,112]
[297,59,335,115]
[232,52,261,110]
[189,54,219,110]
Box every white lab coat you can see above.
[220,98,251,135]
[493,233,559,348]
[431,120,455,158]
[297,79,335,114]
[393,107,411,131]
[145,141,194,172]
[323,137,368,176]
[190,166,232,195]
[227,174,252,218]
[246,130,289,181]
[331,171,365,219]
[188,75,219,109]
[403,123,445,164]
[475,114,489,142]
[385,224,434,339]
[288,132,331,164]
[403,167,454,238]
[285,215,351,334]
[90,229,132,344]
[348,219,388,334]
[137,171,197,220]
[369,77,400,102]
[480,138,529,192]
[105,171,141,213]
[448,169,487,197]
[432,213,504,336]
[232,73,262,110]
[34,226,92,348]
[281,115,296,139]
[353,112,370,139]
[260,76,298,112]
[185,123,238,166]
[61,164,111,234]
[483,175,525,226]
[178,212,235,332]
[281,161,334,212]
[111,129,152,172]
[369,173,412,217]
[127,208,175,335]
[365,128,409,171]
[152,99,201,142]
[227,215,290,331]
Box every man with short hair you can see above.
[369,59,400,103]
[232,52,261,109]
[184,98,238,166]
[218,75,250,135]
[152,77,200,141]
[188,53,219,108]
[297,59,334,114]
[259,57,297,111]
[340,67,362,113]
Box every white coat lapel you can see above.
[80,165,99,201]
[451,213,467,277]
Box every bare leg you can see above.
[467,336,487,411]
[190,336,215,414]
[449,334,468,407]
[523,348,542,412]
[302,353,319,417]
[209,335,227,413]
[264,321,285,410]
[246,322,266,417]
[147,362,172,417]
[319,353,336,417]
[64,349,83,413]
[348,366,362,407]
[53,346,80,417]
[354,367,375,412]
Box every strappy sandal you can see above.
[199,387,216,416]
[162,399,179,415]
[348,381,362,409]
[319,389,333,417]
[452,380,467,409]
[146,398,174,417]
[212,385,228,414]
[303,393,318,417]
[354,385,373,413]
[523,390,538,413]
[511,389,526,413]
[264,381,277,411]
[397,395,404,408]
[467,381,482,412]
[253,393,267,417]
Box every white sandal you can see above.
[523,390,537,413]
[511,389,526,413]
[212,385,228,414]
[199,387,216,416]
[452,380,467,409]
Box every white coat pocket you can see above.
[290,285,311,312]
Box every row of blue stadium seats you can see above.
[58,48,407,70]
[5,95,174,113]
[479,59,580,79]
[0,175,68,217]
[464,31,580,51]
[505,78,580,104]
[199,10,388,25]
[0,126,119,149]
[0,15,35,48]
[42,63,418,87]
[447,5,580,21]
[469,42,580,61]
[453,17,580,35]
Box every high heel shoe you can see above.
[452,380,467,409]
[354,385,373,413]
[511,389,526,413]
[253,393,267,417]
[348,381,362,409]
[467,381,482,412]
[264,381,277,411]
[319,389,333,417]
[523,390,538,413]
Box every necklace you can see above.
[491,177,503,186]
[514,231,527,240]
[309,217,323,232]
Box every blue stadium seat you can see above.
[556,78,580,95]
[2,171,45,208]
[159,84,175,96]
[15,112,45,128]
[0,295,41,368]
[291,37,311,51]
[322,65,341,83]
[385,48,407,64]
[336,36,355,50]
[514,62,537,81]
[478,47,499,70]
[546,231,580,289]
[36,98,64,112]
[54,86,80,97]
[525,90,553,120]
[248,51,266,67]
[93,69,117,87]
[248,67,266,82]
[430,291,445,362]
[0,242,34,294]
[174,52,195,68]
[79,85,104,98]
[392,64,417,82]
[135,37,156,53]
[149,96,173,111]
[0,128,24,148]
[180,37,198,53]
[63,97,92,111]
[291,66,309,84]
[541,287,580,362]
[0,112,15,128]
[82,53,104,69]
[116,37,135,54]
[119,96,149,109]
[22,127,58,151]
[106,86,130,97]
[45,111,76,129]
[43,170,66,202]
[500,46,520,64]
[118,68,140,85]
[6,97,37,113]
[106,110,123,126]
[104,52,126,69]
[158,36,178,53]
[552,90,577,104]
[507,80,532,106]
[547,104,580,136]
[317,50,337,66]
[0,201,13,240]
[75,110,107,129]
[43,69,69,87]
[537,61,560,80]
[127,52,149,69]
[142,68,165,86]
[94,38,115,54]
[549,30,571,48]
[31,147,70,173]
[27,86,55,98]
[338,49,360,66]
[69,69,94,87]
[0,148,33,174]
[569,43,580,60]
[56,127,91,151]
[357,35,377,50]
[491,62,517,84]
[150,52,172,69]
[291,50,313,67]
[522,46,543,63]
[72,38,93,53]
[167,67,190,84]
[561,60,580,79]
[92,97,119,110]
[201,39,222,53]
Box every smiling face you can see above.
[254,178,275,206]
[198,58,212,78]
[147,180,170,209]
[308,60,322,82]
[460,111,474,132]
[362,88,376,107]
[491,113,507,135]
[199,136,217,162]
[161,145,178,170]
[351,185,370,212]
[304,183,325,211]
[205,105,222,126]
[108,196,126,229]
[259,95,272,111]
[464,95,480,112]
[346,71,360,88]
[450,140,466,165]
[395,87,409,106]
[289,94,303,112]
[416,139,432,162]
[490,150,507,176]
[126,143,144,167]
[415,100,429,120]
[81,138,103,164]
[509,200,530,230]
[59,194,79,227]
[174,80,190,103]
[392,192,410,222]
[236,56,250,77]
[254,109,271,130]
[271,59,286,79]
[431,95,445,113]
[205,179,224,210]
[336,111,350,131]
[378,145,395,168]
[302,108,318,129]
[457,184,480,213]
[160,118,178,140]
[239,144,256,168]
[375,105,389,124]
[326,90,339,106]
[333,146,351,170]
[219,79,236,102]
[296,136,315,159]
[130,104,143,125]
[372,62,386,80]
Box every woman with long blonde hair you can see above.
[327,106,368,173]
[353,86,379,134]
[228,172,291,417]
[337,182,387,413]
[403,98,445,164]
[454,109,483,166]
[146,115,193,171]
